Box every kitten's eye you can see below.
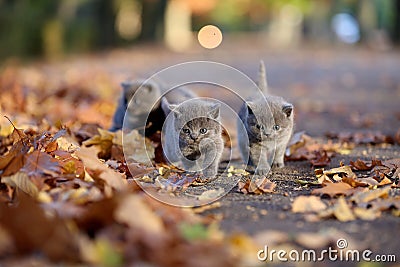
[273,125,281,131]
[256,124,263,130]
[182,128,190,134]
[199,128,207,134]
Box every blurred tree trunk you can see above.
[138,0,167,41]
[394,0,400,43]
[94,0,117,48]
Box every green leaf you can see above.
[179,223,209,241]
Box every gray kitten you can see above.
[109,80,164,135]
[237,61,294,175]
[161,92,223,178]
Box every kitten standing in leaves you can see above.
[237,61,294,175]
[161,91,224,179]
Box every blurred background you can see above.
[0,0,399,60]
[0,0,399,137]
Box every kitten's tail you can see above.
[258,60,268,93]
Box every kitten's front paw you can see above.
[272,162,285,168]
[255,168,270,176]
[203,168,218,179]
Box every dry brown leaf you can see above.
[75,146,127,191]
[350,159,382,171]
[238,178,276,194]
[1,172,39,197]
[114,194,164,235]
[292,195,327,213]
[312,182,353,198]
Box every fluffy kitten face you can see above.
[170,100,222,161]
[245,96,293,142]
[179,117,221,145]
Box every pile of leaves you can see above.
[292,158,400,222]
[0,121,246,266]
[285,132,352,167]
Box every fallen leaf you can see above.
[1,172,39,197]
[312,182,354,198]
[333,197,356,222]
[351,186,391,204]
[179,223,209,241]
[350,159,382,171]
[198,188,225,201]
[0,192,79,260]
[292,195,327,213]
[295,233,332,249]
[238,178,276,194]
[353,207,381,220]
[123,130,155,165]
[75,146,127,191]
[114,194,164,235]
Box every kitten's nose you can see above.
[190,133,198,140]
[263,131,271,137]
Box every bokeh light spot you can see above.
[197,25,223,49]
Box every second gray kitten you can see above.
[161,91,224,178]
[110,80,164,135]
[237,61,294,175]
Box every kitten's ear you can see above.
[246,102,255,115]
[161,97,171,115]
[208,103,220,119]
[282,104,293,117]
[169,104,182,117]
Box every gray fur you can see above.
[237,61,294,174]
[110,80,162,133]
[162,94,223,179]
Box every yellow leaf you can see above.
[1,172,39,197]
[333,197,355,222]
[353,207,381,220]
[351,186,391,203]
[114,194,164,234]
[292,196,327,213]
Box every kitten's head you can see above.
[245,96,293,141]
[169,100,221,145]
[123,80,161,114]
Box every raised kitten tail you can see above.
[258,60,268,93]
